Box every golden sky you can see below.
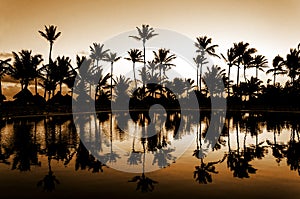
[1,0,300,97]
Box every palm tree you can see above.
[125,49,143,88]
[266,55,285,86]
[0,58,11,103]
[193,53,207,91]
[221,48,236,97]
[38,25,61,64]
[153,48,176,83]
[129,24,158,67]
[242,49,256,82]
[9,50,43,91]
[284,48,300,83]
[103,52,121,101]
[55,56,72,93]
[252,55,268,79]
[195,36,220,92]
[89,43,109,68]
[233,42,256,86]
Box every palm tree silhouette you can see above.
[153,48,176,84]
[266,55,286,86]
[129,24,158,68]
[0,58,11,103]
[37,157,60,192]
[38,25,61,65]
[128,140,158,192]
[103,52,121,101]
[55,56,72,93]
[233,42,256,86]
[125,49,143,89]
[9,50,43,97]
[284,48,300,84]
[221,47,236,97]
[253,55,268,79]
[89,43,109,68]
[194,36,220,92]
[193,156,226,184]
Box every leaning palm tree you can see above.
[9,50,43,91]
[252,55,268,79]
[38,25,61,64]
[0,58,11,102]
[221,47,236,97]
[103,52,121,101]
[153,48,176,83]
[129,24,158,67]
[125,49,143,89]
[266,55,286,86]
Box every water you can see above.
[0,111,300,199]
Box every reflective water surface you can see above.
[0,111,300,199]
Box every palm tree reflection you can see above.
[37,157,60,192]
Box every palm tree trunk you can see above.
[49,43,53,64]
[133,62,137,89]
[35,78,38,95]
[111,62,113,101]
[228,66,231,97]
[237,66,240,87]
[256,68,258,79]
[273,72,276,86]
[196,64,199,91]
[199,63,203,94]
[0,79,2,102]
[244,67,247,82]
[143,42,146,68]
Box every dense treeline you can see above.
[1,24,300,115]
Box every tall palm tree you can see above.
[129,24,158,67]
[0,58,11,102]
[266,55,286,86]
[103,52,121,101]
[221,47,236,97]
[9,50,43,91]
[194,36,220,92]
[242,49,256,82]
[38,25,61,64]
[233,42,256,86]
[153,48,176,83]
[252,55,268,79]
[125,49,143,88]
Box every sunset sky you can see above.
[1,0,300,98]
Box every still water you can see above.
[0,111,300,199]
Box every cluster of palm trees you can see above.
[1,24,300,111]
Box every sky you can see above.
[1,0,300,98]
